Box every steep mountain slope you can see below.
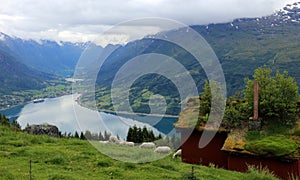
[0,33,86,76]
[0,48,53,94]
[91,3,300,115]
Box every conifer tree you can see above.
[74,131,79,138]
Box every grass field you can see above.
[0,126,278,179]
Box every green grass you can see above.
[244,136,297,157]
[0,126,279,179]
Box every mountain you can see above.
[0,48,54,94]
[89,3,300,115]
[0,33,87,76]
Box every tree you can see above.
[80,132,86,140]
[84,130,92,140]
[200,80,211,116]
[99,132,104,141]
[142,126,149,142]
[126,127,133,142]
[244,66,299,125]
[11,119,21,131]
[74,131,79,139]
[67,132,73,138]
[104,131,111,141]
[222,94,248,129]
[0,113,10,127]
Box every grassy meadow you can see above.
[0,125,279,180]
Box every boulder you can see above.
[24,124,60,137]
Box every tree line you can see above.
[199,66,300,129]
[0,113,21,131]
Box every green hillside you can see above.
[85,7,300,116]
[0,125,278,179]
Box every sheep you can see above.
[172,149,182,158]
[154,146,171,154]
[139,142,156,149]
[117,141,126,145]
[109,135,119,143]
[99,140,109,144]
[125,141,134,147]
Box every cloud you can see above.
[0,0,297,44]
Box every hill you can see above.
[0,125,278,179]
[87,3,300,115]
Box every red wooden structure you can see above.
[176,127,300,180]
[177,128,228,168]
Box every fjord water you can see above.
[0,94,177,139]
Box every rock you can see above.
[248,120,261,131]
[24,124,60,137]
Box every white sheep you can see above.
[109,135,119,143]
[125,141,134,147]
[172,149,182,158]
[154,146,171,154]
[117,140,126,145]
[99,140,109,144]
[139,142,156,149]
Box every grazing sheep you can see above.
[118,141,126,145]
[99,140,109,144]
[125,141,134,147]
[172,149,182,158]
[154,146,171,154]
[109,135,119,143]
[139,142,156,149]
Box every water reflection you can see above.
[6,94,161,139]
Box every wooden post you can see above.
[253,81,259,120]
[29,159,32,180]
[191,166,195,178]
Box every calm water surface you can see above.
[1,94,178,139]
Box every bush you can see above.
[244,136,297,157]
[246,165,278,180]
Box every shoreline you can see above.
[75,95,179,118]
[99,109,179,118]
[1,93,179,120]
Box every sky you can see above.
[0,0,298,44]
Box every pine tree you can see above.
[104,131,111,141]
[137,127,143,143]
[84,130,92,140]
[67,132,72,138]
[74,131,79,138]
[132,125,138,143]
[99,131,104,141]
[91,133,99,141]
[126,127,133,142]
[80,132,86,140]
[142,126,149,142]
[149,130,155,142]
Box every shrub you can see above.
[244,136,297,157]
[246,165,278,180]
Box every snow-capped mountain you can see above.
[0,33,92,76]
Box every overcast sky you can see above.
[0,0,298,44]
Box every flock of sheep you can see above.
[99,135,181,158]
